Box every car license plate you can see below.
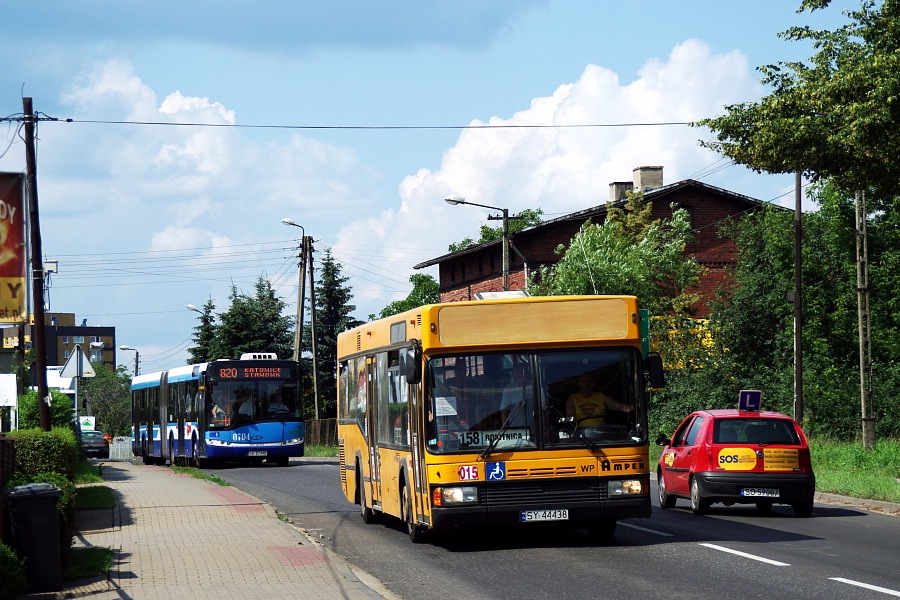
[520,509,569,522]
[741,488,779,498]
[247,450,268,457]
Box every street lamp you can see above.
[119,345,139,376]
[281,218,306,363]
[445,195,511,290]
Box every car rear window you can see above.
[713,419,799,445]
[83,431,103,439]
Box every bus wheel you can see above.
[402,483,427,544]
[587,519,616,539]
[274,457,289,467]
[141,438,152,465]
[358,470,379,524]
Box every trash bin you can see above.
[6,483,62,593]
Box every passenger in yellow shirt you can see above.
[566,373,632,427]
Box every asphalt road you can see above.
[208,458,900,600]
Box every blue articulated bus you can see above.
[131,353,305,467]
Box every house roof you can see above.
[413,178,780,269]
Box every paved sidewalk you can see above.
[24,460,394,600]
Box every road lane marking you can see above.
[699,543,790,566]
[830,578,900,597]
[619,522,673,536]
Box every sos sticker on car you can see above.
[762,448,799,471]
[717,447,757,470]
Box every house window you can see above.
[74,336,84,344]
[90,350,102,362]
[91,336,101,343]
[61,336,68,344]
[63,350,71,360]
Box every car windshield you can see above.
[425,347,646,454]
[713,418,800,445]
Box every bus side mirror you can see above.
[402,344,421,385]
[646,353,665,389]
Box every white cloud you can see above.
[335,40,766,310]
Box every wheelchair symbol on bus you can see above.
[487,462,506,481]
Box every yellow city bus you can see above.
[337,294,664,543]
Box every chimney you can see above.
[633,166,663,192]
[608,181,633,202]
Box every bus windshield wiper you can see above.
[480,399,525,459]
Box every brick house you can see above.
[414,166,782,316]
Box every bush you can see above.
[8,427,78,481]
[0,542,26,599]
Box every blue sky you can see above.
[0,1,859,373]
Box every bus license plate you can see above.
[247,450,268,457]
[741,488,779,498]
[521,509,569,522]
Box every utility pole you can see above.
[855,190,875,450]
[306,238,319,420]
[794,172,803,425]
[23,98,51,431]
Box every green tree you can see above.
[448,208,544,252]
[209,276,293,360]
[306,249,362,417]
[699,0,900,200]
[16,388,75,430]
[80,364,133,436]
[187,298,217,363]
[533,194,704,316]
[375,274,440,319]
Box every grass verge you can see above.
[64,547,113,581]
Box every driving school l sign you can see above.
[739,390,762,411]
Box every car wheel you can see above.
[690,478,709,515]
[792,499,814,518]
[657,470,676,509]
[755,500,773,514]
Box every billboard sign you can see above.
[0,173,25,323]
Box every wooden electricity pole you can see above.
[23,98,51,431]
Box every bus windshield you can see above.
[425,348,645,454]
[208,380,300,429]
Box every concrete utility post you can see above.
[282,219,319,420]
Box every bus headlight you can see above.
[433,486,478,507]
[608,479,643,496]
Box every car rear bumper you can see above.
[695,471,815,503]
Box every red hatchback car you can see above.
[656,409,815,517]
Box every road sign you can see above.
[739,389,762,411]
[60,345,95,379]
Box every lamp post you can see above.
[445,195,510,290]
[281,218,306,363]
[281,218,319,420]
[119,345,139,376]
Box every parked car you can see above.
[656,409,815,517]
[81,430,110,459]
